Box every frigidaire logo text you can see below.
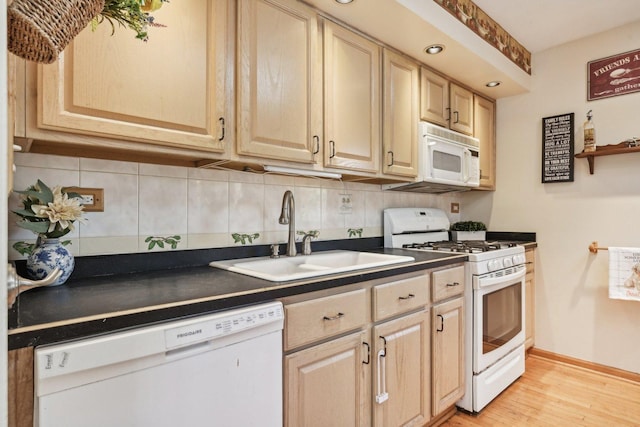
[177,329,202,339]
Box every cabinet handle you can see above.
[446,107,451,122]
[218,117,225,141]
[375,336,389,404]
[453,110,459,124]
[387,151,394,167]
[313,135,320,154]
[323,312,344,321]
[436,314,444,332]
[446,282,460,287]
[363,342,370,365]
[329,140,336,158]
[398,293,415,300]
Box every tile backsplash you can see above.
[8,153,462,259]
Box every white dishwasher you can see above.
[34,301,284,427]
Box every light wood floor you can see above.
[441,354,640,426]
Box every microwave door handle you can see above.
[429,146,436,178]
[463,149,471,183]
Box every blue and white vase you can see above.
[26,238,74,286]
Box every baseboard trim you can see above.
[528,347,640,383]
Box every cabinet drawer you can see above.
[373,274,429,321]
[284,289,368,350]
[432,265,465,302]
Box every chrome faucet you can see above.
[279,190,297,257]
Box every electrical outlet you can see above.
[65,187,104,212]
[80,194,94,205]
[451,202,460,214]
[339,193,353,214]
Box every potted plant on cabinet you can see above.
[450,221,487,241]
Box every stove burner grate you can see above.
[403,240,518,253]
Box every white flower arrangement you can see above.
[13,180,85,239]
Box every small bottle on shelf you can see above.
[584,110,596,153]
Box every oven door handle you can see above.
[475,267,526,290]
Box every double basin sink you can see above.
[209,250,415,282]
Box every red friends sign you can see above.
[588,48,640,101]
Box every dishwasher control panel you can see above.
[165,302,284,349]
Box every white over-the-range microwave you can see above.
[383,122,480,193]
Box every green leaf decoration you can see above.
[12,241,35,256]
[347,228,363,238]
[145,235,182,251]
[231,233,260,245]
[17,221,50,234]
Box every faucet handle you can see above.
[270,244,280,259]
[301,232,318,256]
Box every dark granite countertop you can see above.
[8,245,467,350]
[8,232,536,350]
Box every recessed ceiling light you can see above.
[424,44,445,55]
[485,81,501,87]
[335,0,354,4]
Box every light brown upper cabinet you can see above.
[382,49,419,178]
[29,0,229,153]
[237,0,322,164]
[323,20,380,174]
[420,68,474,136]
[420,68,449,128]
[473,94,496,190]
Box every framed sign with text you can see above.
[588,48,640,101]
[542,113,574,183]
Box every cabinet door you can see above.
[7,51,16,195]
[37,0,228,152]
[382,49,419,178]
[420,67,449,127]
[474,94,496,190]
[285,330,371,427]
[432,297,465,416]
[8,347,34,427]
[373,310,430,427]
[449,83,474,135]
[324,21,380,173]
[525,248,535,350]
[237,0,321,163]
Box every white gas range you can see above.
[384,207,526,413]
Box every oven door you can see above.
[472,266,526,374]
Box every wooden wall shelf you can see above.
[575,141,640,174]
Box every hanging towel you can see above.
[609,247,640,301]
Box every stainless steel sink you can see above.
[209,250,415,282]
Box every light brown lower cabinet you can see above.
[372,310,431,427]
[283,267,464,427]
[525,248,536,350]
[430,266,465,417]
[8,347,34,427]
[432,297,465,415]
[285,330,372,427]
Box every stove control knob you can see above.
[487,259,502,271]
[513,254,525,265]
[503,257,513,267]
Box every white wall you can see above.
[462,21,640,373]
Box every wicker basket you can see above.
[7,0,106,64]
